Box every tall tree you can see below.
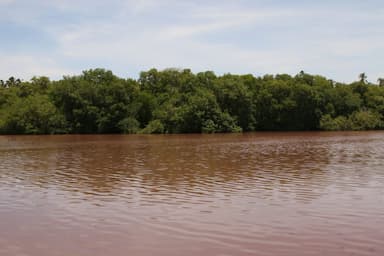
[359,73,367,84]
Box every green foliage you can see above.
[348,110,382,130]
[319,115,350,131]
[140,120,165,134]
[0,94,67,134]
[50,69,138,133]
[320,111,382,131]
[1,69,384,134]
[213,74,255,131]
[118,117,140,134]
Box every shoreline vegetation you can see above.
[0,68,383,134]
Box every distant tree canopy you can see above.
[0,68,383,134]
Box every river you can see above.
[0,132,383,255]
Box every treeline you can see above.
[0,69,384,134]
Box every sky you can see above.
[0,0,383,83]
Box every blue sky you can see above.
[0,0,383,82]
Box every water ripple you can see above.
[1,132,384,255]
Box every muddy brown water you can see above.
[0,132,384,256]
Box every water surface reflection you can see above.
[0,132,383,255]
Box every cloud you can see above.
[0,0,383,82]
[0,0,14,5]
[160,8,297,39]
[0,54,74,80]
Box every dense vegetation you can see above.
[1,69,383,134]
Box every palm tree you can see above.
[359,73,367,84]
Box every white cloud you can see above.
[0,0,383,82]
[160,9,293,39]
[0,54,74,80]
[0,0,14,5]
[121,0,172,14]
